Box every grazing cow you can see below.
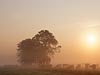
[67,64,74,70]
[55,64,74,70]
[62,64,69,69]
[76,64,81,70]
[55,64,62,69]
[89,64,98,70]
[85,63,90,70]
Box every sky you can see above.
[1,0,100,65]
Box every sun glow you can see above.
[86,33,96,44]
[84,32,98,49]
[81,32,98,49]
[80,32,99,53]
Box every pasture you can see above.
[0,67,100,75]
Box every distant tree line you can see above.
[17,30,61,66]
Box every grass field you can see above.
[0,67,100,75]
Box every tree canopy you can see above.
[17,30,61,66]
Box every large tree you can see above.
[17,39,34,65]
[17,30,61,66]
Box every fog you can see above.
[1,0,100,65]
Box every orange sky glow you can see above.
[0,0,100,65]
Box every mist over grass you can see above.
[0,66,100,75]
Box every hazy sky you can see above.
[1,0,100,65]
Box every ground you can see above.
[0,67,100,75]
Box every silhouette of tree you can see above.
[17,30,61,66]
[17,39,34,65]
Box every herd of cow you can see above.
[38,63,100,70]
[54,64,99,70]
[2,63,100,70]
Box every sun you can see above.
[80,32,98,52]
[86,33,97,45]
[87,34,96,43]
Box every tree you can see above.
[17,30,61,66]
[17,39,34,65]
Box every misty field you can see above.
[0,67,100,75]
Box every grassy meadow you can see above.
[0,67,100,75]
